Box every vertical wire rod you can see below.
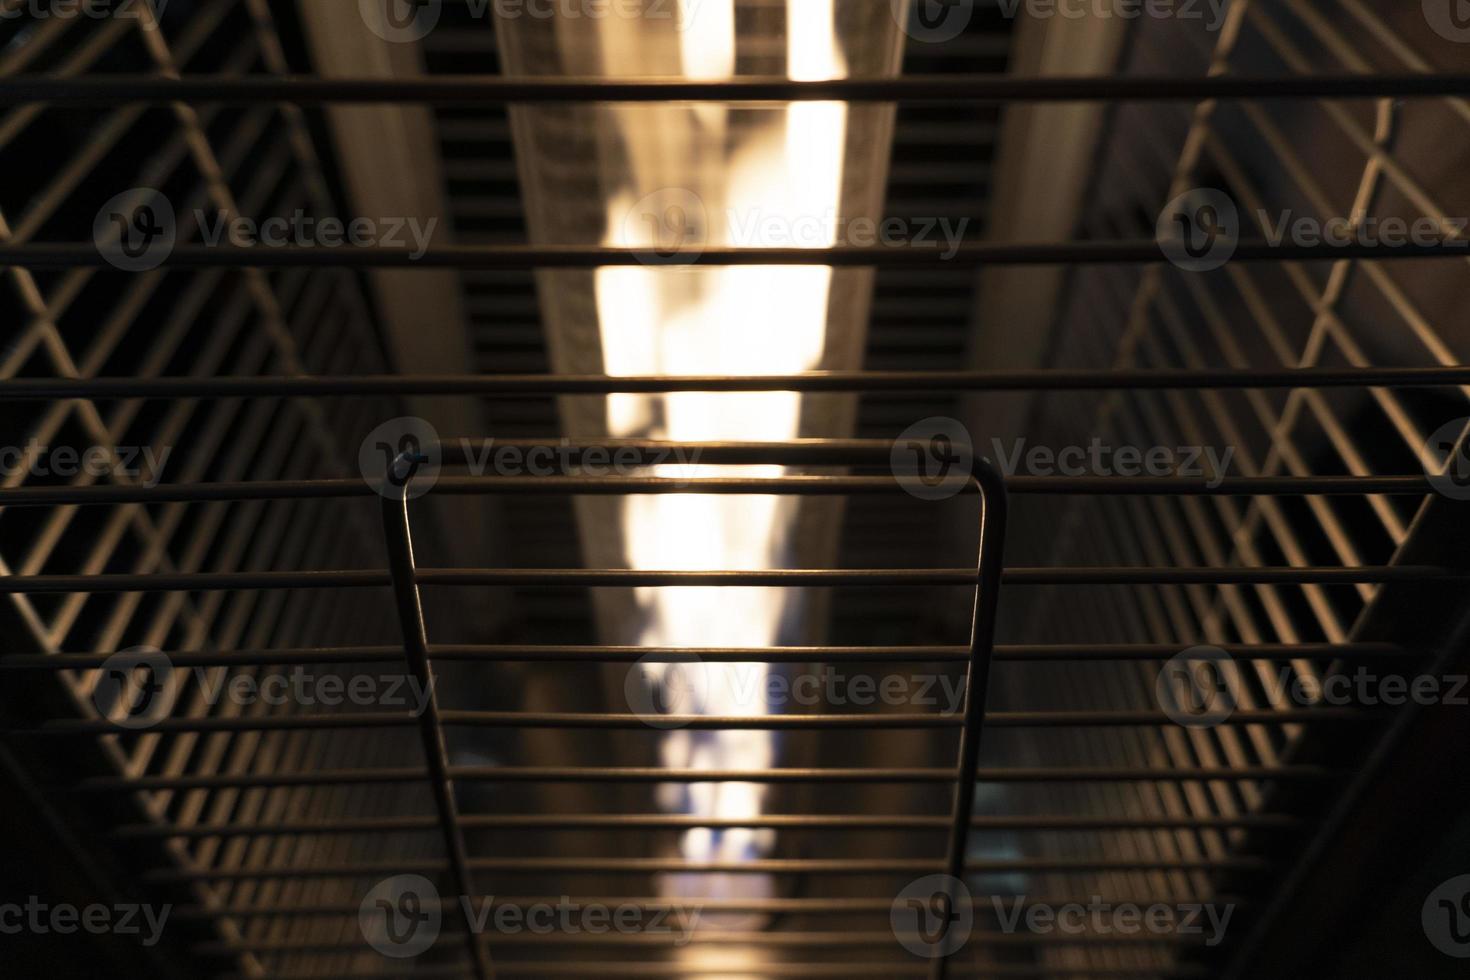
[934,459,1009,980]
[379,455,494,980]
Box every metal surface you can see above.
[6,71,1470,102]
[4,238,1469,267]
[370,445,996,979]
[1,1,1468,978]
[9,364,1470,396]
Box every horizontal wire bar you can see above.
[0,569,390,592]
[0,646,404,668]
[61,765,1333,792]
[112,813,1300,839]
[0,641,1409,669]
[196,931,1213,953]
[5,365,1470,399]
[441,709,1368,728]
[144,856,1272,883]
[229,967,1206,979]
[5,73,1470,103]
[13,707,1377,737]
[414,567,1456,586]
[989,641,1410,662]
[0,475,1439,508]
[22,713,412,735]
[172,894,1248,920]
[3,240,1467,269]
[0,565,1457,594]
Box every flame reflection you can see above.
[592,0,849,920]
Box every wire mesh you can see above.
[1,1,1468,979]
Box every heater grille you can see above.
[2,2,1469,980]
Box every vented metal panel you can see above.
[2,2,1470,980]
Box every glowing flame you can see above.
[594,0,848,909]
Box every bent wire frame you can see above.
[375,443,1008,980]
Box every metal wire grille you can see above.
[2,1,1469,979]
